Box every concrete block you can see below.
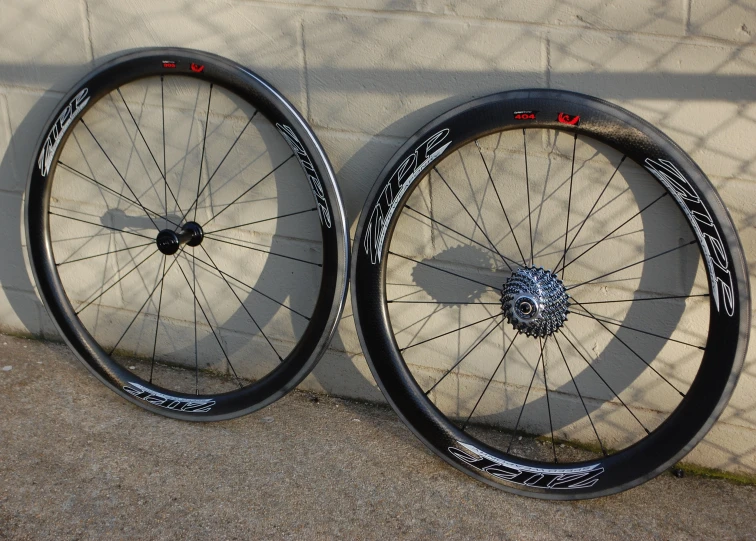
[687,420,756,474]
[87,0,306,112]
[316,129,404,228]
[304,11,546,137]
[690,0,756,44]
[548,27,756,98]
[0,0,91,91]
[0,93,12,184]
[0,191,36,293]
[0,287,42,336]
[254,0,686,36]
[4,90,63,193]
[548,29,756,182]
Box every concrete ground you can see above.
[0,333,754,541]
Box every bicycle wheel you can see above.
[26,48,349,420]
[352,89,750,499]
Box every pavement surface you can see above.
[0,334,754,540]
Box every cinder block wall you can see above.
[1,0,754,475]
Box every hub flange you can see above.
[156,221,204,255]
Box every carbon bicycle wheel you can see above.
[352,89,750,499]
[26,48,349,420]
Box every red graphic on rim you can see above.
[558,112,580,125]
[514,110,537,120]
[190,63,205,73]
[162,60,177,69]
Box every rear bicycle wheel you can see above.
[352,89,750,499]
[26,48,349,420]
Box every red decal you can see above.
[162,61,176,69]
[190,63,205,73]
[558,112,580,125]
[514,110,537,120]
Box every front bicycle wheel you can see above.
[26,48,349,420]
[352,89,749,499]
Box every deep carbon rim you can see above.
[352,89,749,499]
[26,48,349,420]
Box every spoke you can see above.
[75,248,160,314]
[193,251,198,393]
[189,251,310,320]
[173,251,244,389]
[194,83,213,222]
[568,308,705,350]
[179,111,258,225]
[553,156,625,272]
[506,337,547,453]
[57,163,179,228]
[79,119,160,230]
[424,318,503,395]
[461,333,518,430]
[206,234,321,266]
[149,255,168,384]
[200,154,295,228]
[558,192,668,274]
[559,329,650,434]
[161,75,167,228]
[152,77,190,225]
[117,88,166,180]
[561,133,578,280]
[523,129,533,266]
[578,293,710,305]
[388,300,500,305]
[404,205,520,269]
[196,246,283,361]
[433,168,513,272]
[475,140,526,266]
[569,299,687,395]
[389,251,499,290]
[553,334,607,456]
[50,211,155,241]
[540,337,558,463]
[57,241,153,266]
[205,207,316,235]
[109,253,179,356]
[402,313,500,351]
[567,240,696,291]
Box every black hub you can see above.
[156,221,204,255]
[501,267,570,338]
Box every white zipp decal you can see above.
[364,128,452,264]
[644,158,734,316]
[38,88,90,176]
[276,123,332,228]
[123,382,215,413]
[449,441,604,490]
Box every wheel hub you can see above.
[501,267,569,338]
[156,221,204,255]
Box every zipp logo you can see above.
[38,88,90,176]
[364,128,452,264]
[190,63,205,73]
[645,158,734,316]
[449,441,604,490]
[276,124,332,228]
[123,382,215,412]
